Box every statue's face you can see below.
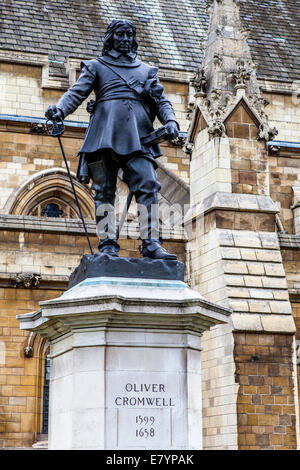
[112,25,134,53]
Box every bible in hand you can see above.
[141,126,169,146]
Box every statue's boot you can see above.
[139,239,178,260]
[123,156,178,261]
[98,241,120,257]
[88,157,120,256]
[136,190,178,261]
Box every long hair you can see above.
[102,19,138,55]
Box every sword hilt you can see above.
[46,116,65,137]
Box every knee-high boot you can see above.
[88,159,120,255]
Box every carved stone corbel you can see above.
[184,142,194,156]
[12,273,41,288]
[257,123,278,142]
[24,332,37,358]
[268,145,280,156]
[208,119,227,139]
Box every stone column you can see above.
[17,276,230,450]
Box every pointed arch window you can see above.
[6,168,94,220]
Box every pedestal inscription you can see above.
[106,364,187,450]
[112,381,176,448]
[118,408,171,448]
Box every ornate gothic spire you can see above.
[188,0,278,141]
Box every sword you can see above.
[45,116,94,256]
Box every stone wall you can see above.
[0,129,83,212]
[227,104,269,196]
[263,93,300,143]
[201,324,238,449]
[0,286,62,448]
[190,130,231,205]
[235,332,297,450]
[281,247,300,293]
[269,154,300,234]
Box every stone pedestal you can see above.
[17,277,230,450]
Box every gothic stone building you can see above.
[0,0,300,450]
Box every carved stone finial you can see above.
[12,273,41,289]
[213,53,223,68]
[206,0,223,10]
[190,68,207,97]
[230,59,252,90]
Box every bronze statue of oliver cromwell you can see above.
[45,19,179,260]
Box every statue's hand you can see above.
[45,105,64,121]
[165,121,179,140]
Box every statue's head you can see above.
[102,19,138,55]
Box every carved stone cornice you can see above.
[0,49,48,67]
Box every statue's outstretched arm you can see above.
[55,66,96,119]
